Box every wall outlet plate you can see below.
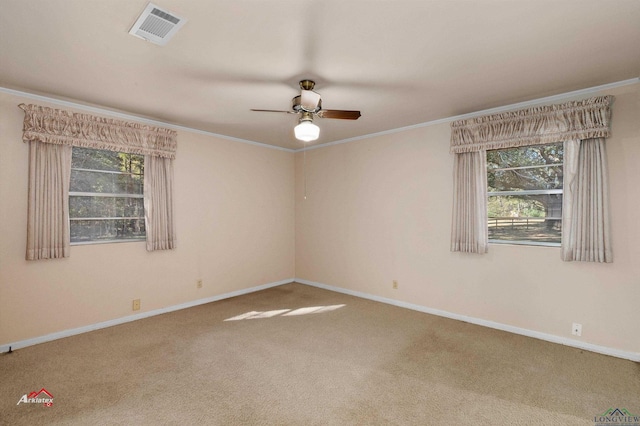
[572,322,582,336]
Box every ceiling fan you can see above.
[251,80,361,142]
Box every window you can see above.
[69,147,145,244]
[487,143,563,246]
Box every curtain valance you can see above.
[19,104,177,159]
[450,96,613,154]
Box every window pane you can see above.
[70,219,146,243]
[72,147,144,174]
[69,147,145,243]
[489,165,562,192]
[69,196,144,218]
[488,144,563,192]
[487,143,563,245]
[70,169,143,194]
[488,194,562,244]
[487,144,563,169]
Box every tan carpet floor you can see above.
[1,282,638,425]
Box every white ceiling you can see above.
[1,0,639,150]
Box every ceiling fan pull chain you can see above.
[304,148,307,200]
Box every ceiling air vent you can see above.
[129,3,187,46]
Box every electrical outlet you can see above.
[572,322,582,336]
[132,299,141,311]
[197,279,203,289]
[392,280,398,289]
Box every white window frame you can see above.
[487,145,563,247]
[69,150,145,245]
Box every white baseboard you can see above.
[296,278,640,362]
[4,277,637,362]
[0,278,295,353]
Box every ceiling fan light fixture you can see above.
[294,119,320,142]
[295,111,319,142]
[251,79,360,143]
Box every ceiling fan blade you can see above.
[318,109,361,120]
[301,90,321,111]
[250,109,296,114]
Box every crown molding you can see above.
[3,77,637,155]
[295,77,640,152]
[0,86,295,153]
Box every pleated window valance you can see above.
[450,95,613,154]
[19,103,177,159]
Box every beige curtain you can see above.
[450,96,613,154]
[20,103,178,258]
[26,141,72,260]
[561,138,612,262]
[144,155,176,251]
[19,104,177,159]
[450,95,613,259]
[451,151,488,253]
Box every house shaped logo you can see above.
[594,408,639,426]
[17,388,54,407]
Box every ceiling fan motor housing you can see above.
[292,95,322,113]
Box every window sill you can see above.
[488,240,561,248]
[71,238,145,246]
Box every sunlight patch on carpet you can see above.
[283,305,345,316]
[224,305,346,321]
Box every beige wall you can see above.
[0,91,295,346]
[2,82,638,357]
[295,83,640,355]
